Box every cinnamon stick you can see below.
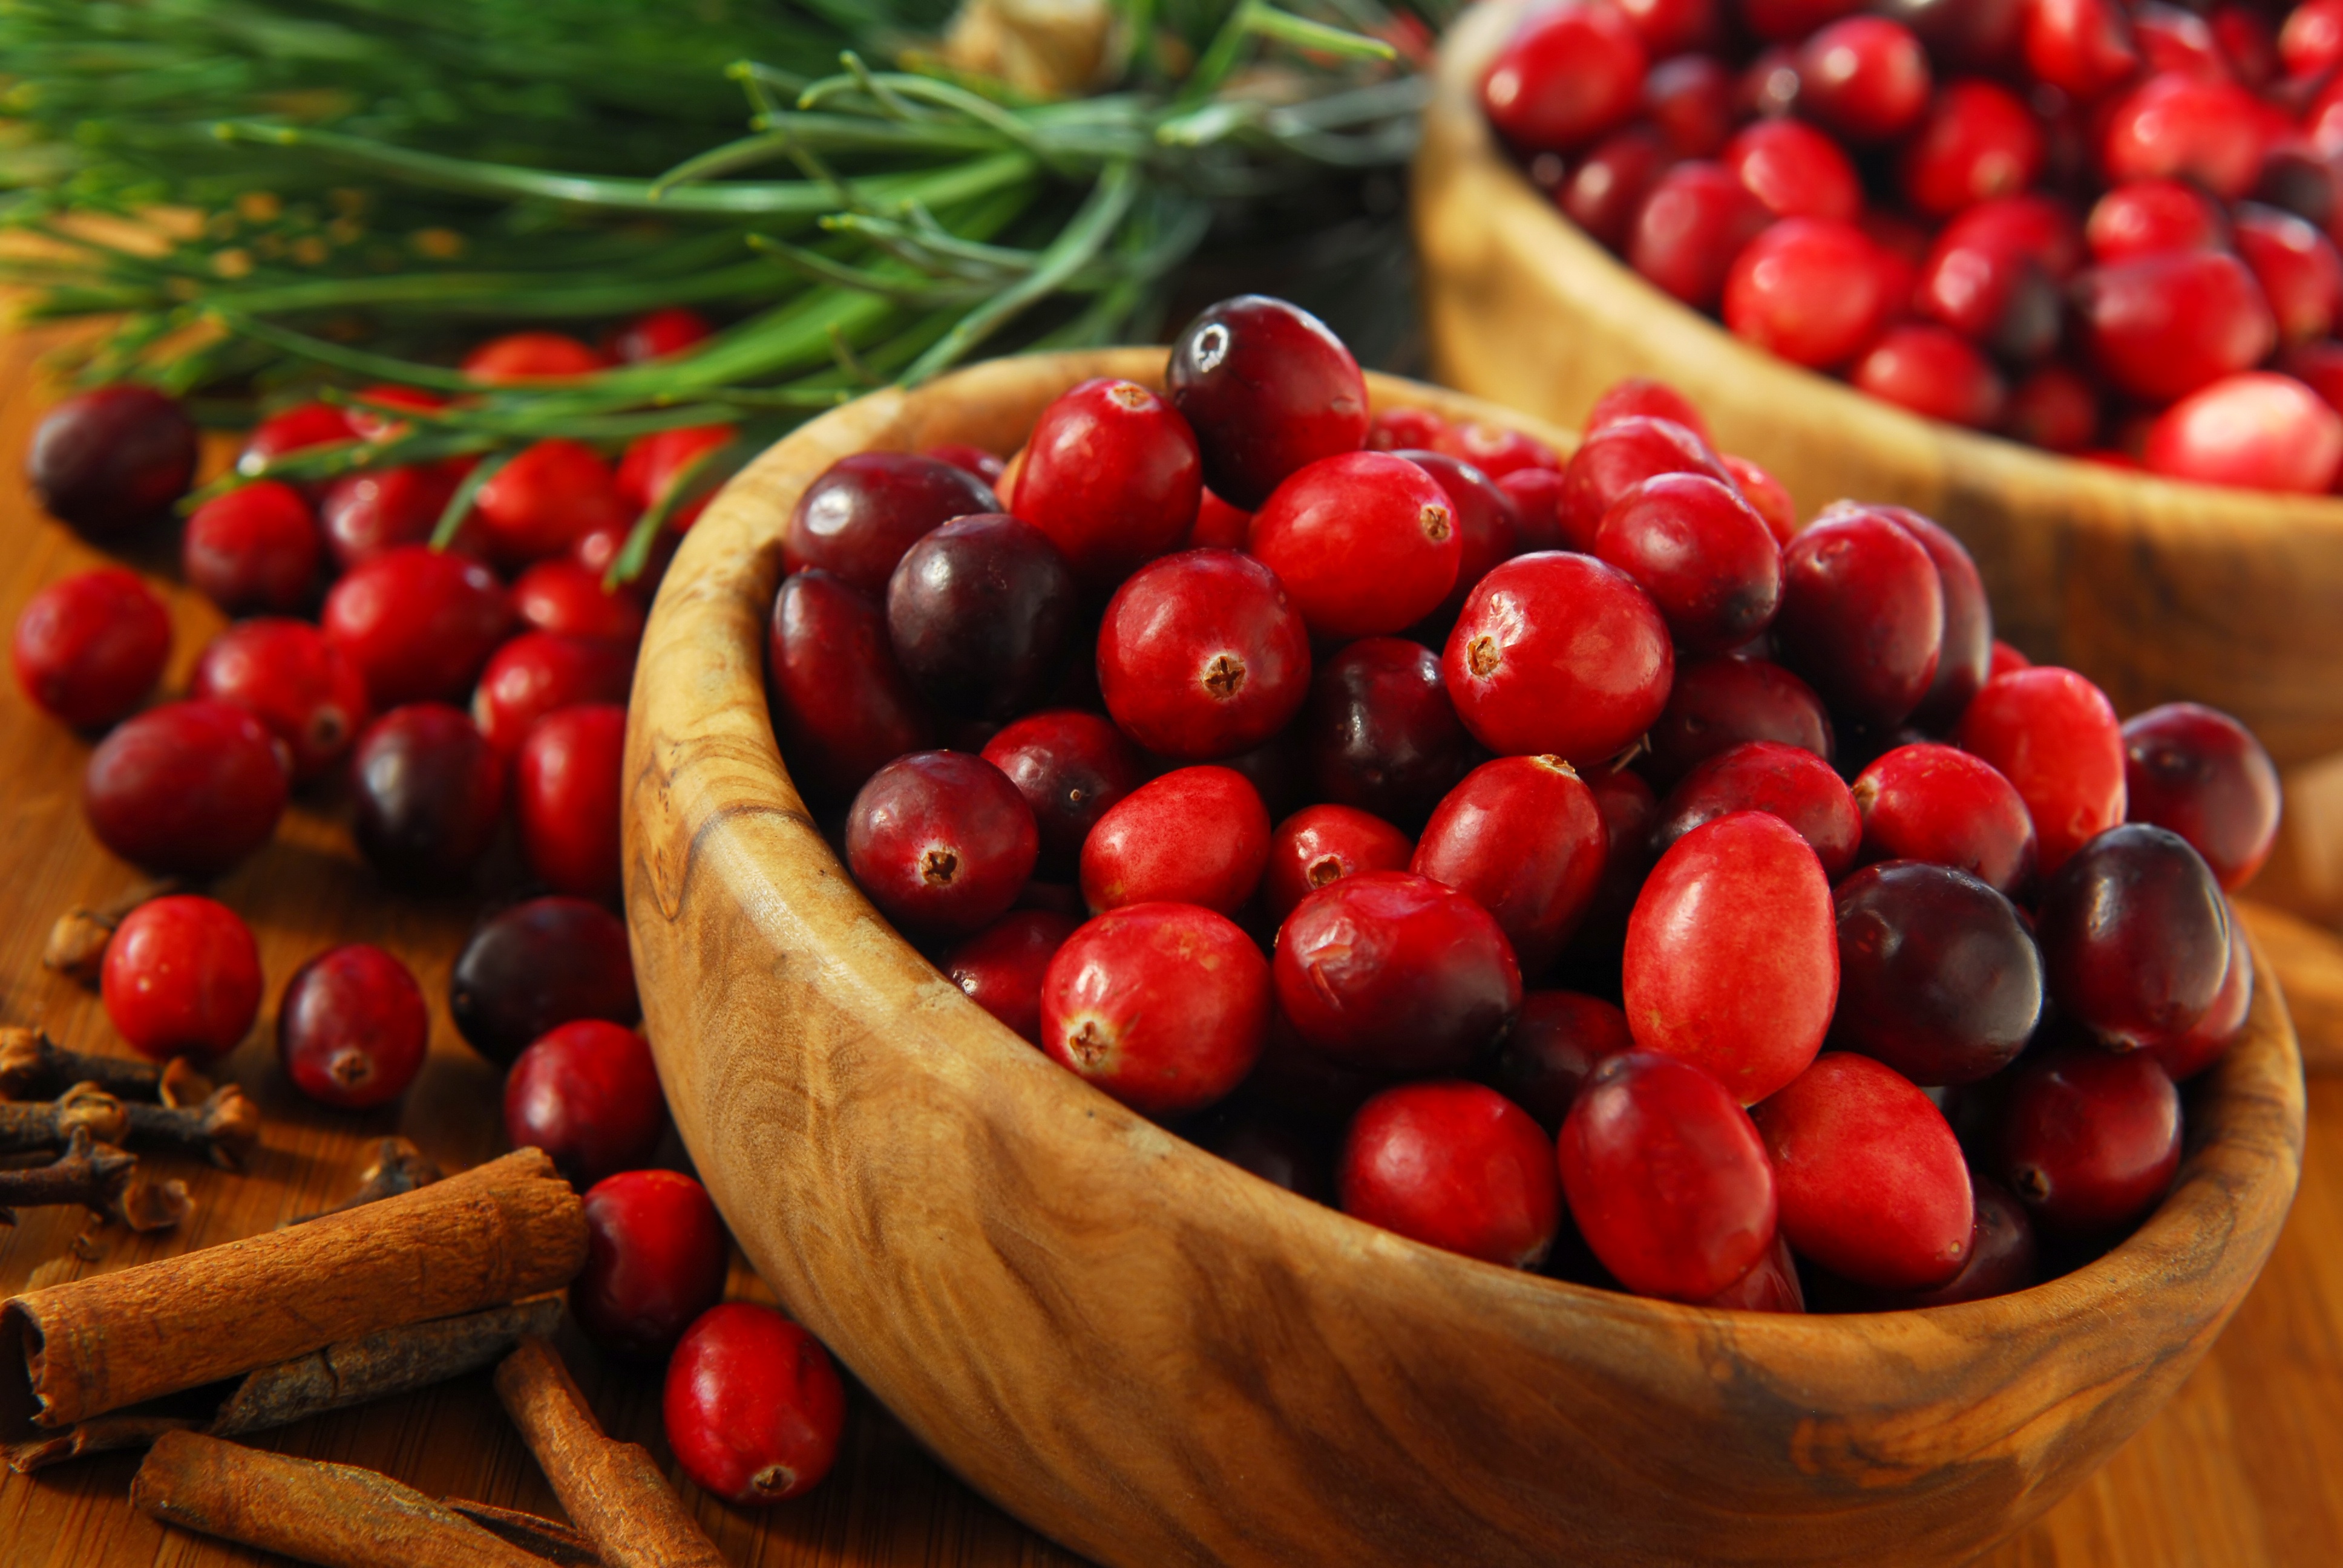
[1,1146,585,1435]
[285,1136,444,1225]
[41,877,185,984]
[445,1498,605,1566]
[0,1028,212,1104]
[131,1430,559,1568]
[494,1334,726,1568]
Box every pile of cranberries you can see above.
[1481,0,2343,494]
[781,292,2279,1312]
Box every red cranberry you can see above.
[980,710,1143,877]
[2038,823,2231,1050]
[2103,74,2270,200]
[2141,913,2253,1082]
[1040,903,1268,1116]
[1187,488,1253,551]
[237,402,355,480]
[1302,636,1475,827]
[2284,0,2343,78]
[1556,414,1732,553]
[1725,219,1896,370]
[1900,80,2043,218]
[504,1019,667,1188]
[26,385,197,536]
[1642,655,1833,790]
[323,545,511,707]
[785,451,997,594]
[2122,703,2279,891]
[1098,549,1310,759]
[945,909,1079,1045]
[1339,1082,1559,1268]
[1722,455,1797,544]
[514,560,644,645]
[460,332,605,382]
[2004,363,2101,452]
[1080,765,1268,916]
[2086,179,2227,266]
[1558,1051,1777,1301]
[1737,44,1805,120]
[608,306,712,364]
[1276,871,1521,1077]
[1434,420,1562,480]
[514,704,625,901]
[1852,325,2008,429]
[1486,990,1634,1132]
[884,513,1075,720]
[1643,55,1734,158]
[768,570,934,803]
[1773,510,1944,727]
[1414,755,1607,975]
[1831,860,2043,1084]
[1166,296,1369,509]
[846,751,1035,935]
[2023,0,2140,100]
[470,440,630,568]
[1248,452,1460,639]
[1701,1232,1806,1312]
[1594,473,1781,653]
[277,943,428,1109]
[85,701,287,876]
[1265,803,1414,924]
[1887,1171,2037,1307]
[2233,205,2343,346]
[575,1171,727,1357]
[1875,0,2024,69]
[318,465,468,575]
[1988,640,2032,679]
[1797,16,1930,140]
[100,894,262,1063]
[183,482,320,615]
[450,896,638,1067]
[1623,811,1836,1104]
[1368,407,1449,452]
[2075,250,2278,405]
[924,442,1008,488]
[471,632,631,755]
[1852,742,2037,894]
[1397,449,1524,627]
[1011,378,1201,585]
[2143,372,2343,492]
[1619,0,1721,55]
[12,566,170,728]
[1586,377,1715,446]
[664,1304,845,1505]
[1628,161,1775,309]
[1914,239,2062,365]
[349,704,506,888]
[1725,119,1861,221]
[573,514,675,589]
[1479,1,1648,154]
[1443,552,1675,768]
[1578,762,1662,947]
[1651,740,1860,878]
[1856,507,1991,731]
[1955,667,2126,873]
[615,424,732,534]
[1999,1045,2181,1233]
[192,618,369,783]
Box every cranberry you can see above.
[1265,803,1414,924]
[846,751,1035,935]
[1558,1051,1777,1301]
[192,618,369,783]
[572,514,675,589]
[1586,377,1715,446]
[1619,0,1720,55]
[1623,811,1836,1104]
[460,331,607,382]
[972,713,1134,875]
[1628,161,1775,309]
[785,451,997,594]
[1914,239,2062,364]
[468,440,629,568]
[1594,473,1781,653]
[1368,408,1449,453]
[1009,379,1201,585]
[2143,372,2343,493]
[318,466,460,573]
[470,632,630,756]
[1831,860,2042,1084]
[100,894,262,1063]
[2141,913,2253,1082]
[1185,488,1254,552]
[349,704,506,888]
[1579,762,1662,946]
[924,442,1008,488]
[2233,205,2343,346]
[513,704,625,901]
[1797,16,1930,140]
[2074,251,2278,405]
[2038,822,2230,1050]
[882,514,1075,720]
[1988,640,2032,679]
[1862,507,1990,731]
[450,896,638,1067]
[1725,120,1861,222]
[1642,655,1833,790]
[505,1019,666,1187]
[511,561,643,646]
[768,570,934,803]
[664,1304,845,1504]
[608,306,713,364]
[2004,363,2102,452]
[1774,509,1944,728]
[1702,1232,1806,1312]
[2103,74,2270,200]
[1247,452,1459,639]
[1722,455,1797,544]
[1851,742,2037,894]
[1275,871,1522,1077]
[2122,704,2279,891]
[1040,903,1268,1116]
[945,909,1078,1045]
[1414,755,1606,975]
[26,385,197,536]
[1397,449,1524,627]
[1998,1044,2181,1233]
[1443,553,1675,768]
[1480,1,1648,154]
[12,566,170,728]
[1097,549,1309,759]
[1166,296,1369,509]
[2086,180,2227,266]
[1643,55,1734,157]
[85,701,287,876]
[1486,990,1634,1132]
[1339,1082,1559,1268]
[1737,45,1805,120]
[2134,1,2228,80]
[1852,325,2008,429]
[1434,419,1562,479]
[2284,0,2343,78]
[1875,0,2024,69]
[1651,740,1860,878]
[344,384,445,442]
[1556,414,1733,554]
[1743,0,1864,39]
[1080,765,1268,916]
[323,545,510,707]
[1200,1102,1332,1200]
[614,425,732,534]
[1302,637,1475,826]
[1725,219,1896,370]
[1955,667,2126,873]
[1900,80,2044,218]
[2212,5,2277,87]
[277,944,428,1109]
[238,402,356,480]
[1887,1172,2037,1307]
[2022,0,2140,100]
[575,1171,727,1357]
[183,482,320,615]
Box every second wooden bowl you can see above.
[624,348,2307,1568]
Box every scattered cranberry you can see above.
[322,545,511,707]
[1414,755,1607,975]
[192,618,370,783]
[1797,16,1932,140]
[1852,325,2009,428]
[946,909,1079,1045]
[238,402,356,478]
[1166,295,1369,508]
[450,895,638,1067]
[1368,407,1450,452]
[183,482,320,615]
[886,514,1075,720]
[1187,487,1253,550]
[513,560,645,645]
[2142,913,2255,1082]
[1899,80,2043,218]
[12,566,170,728]
[2004,363,2101,452]
[1955,666,2126,873]
[1586,377,1716,446]
[472,439,631,567]
[1248,452,1459,639]
[1725,218,1896,370]
[1398,449,1524,625]
[1774,509,1945,727]
[1832,861,2042,1085]
[461,331,608,382]
[27,385,197,536]
[1887,1172,2038,1307]
[980,710,1144,876]
[1339,1082,1560,1268]
[1098,549,1310,759]
[768,570,934,803]
[344,384,446,442]
[1040,902,1269,1116]
[2037,823,2231,1051]
[2024,0,2142,102]
[1558,414,1735,552]
[1594,472,1781,653]
[1443,552,1675,768]
[609,307,713,364]
[503,1019,667,1187]
[2122,702,2282,890]
[1265,803,1414,923]
[2142,371,2343,492]
[1642,655,1833,789]
[1618,0,1721,55]
[784,451,997,594]
[1479,2,1649,155]
[1722,454,1798,544]
[1628,160,1775,310]
[846,751,1036,935]
[1486,990,1634,1132]
[1726,119,1863,221]
[1651,740,1860,878]
[1999,1044,2182,1233]
[1850,742,2037,894]
[85,701,288,876]
[2102,74,2269,200]
[318,466,463,571]
[515,704,626,901]
[1080,765,1269,917]
[277,944,429,1109]
[664,1304,845,1505]
[2233,204,2342,345]
[2073,251,2276,405]
[1011,379,1201,584]
[101,894,263,1063]
[473,632,633,754]
[1302,636,1476,826]
[349,704,506,889]
[1874,507,1992,730]
[575,1170,727,1357]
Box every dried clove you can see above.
[0,1129,188,1233]
[0,1083,129,1154]
[284,1136,443,1226]
[122,1084,262,1171]
[0,1028,213,1106]
[41,878,186,984]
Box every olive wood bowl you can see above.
[623,347,2307,1568]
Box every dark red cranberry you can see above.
[1627,161,1774,310]
[1619,0,1719,54]
[1578,763,1660,949]
[1900,80,2043,218]
[784,451,997,594]
[471,632,633,754]
[884,513,1075,720]
[1557,414,1732,554]
[192,618,369,783]
[768,570,934,803]
[1414,755,1606,976]
[846,751,1035,935]
[2004,363,2101,452]
[1080,765,1268,917]
[1011,379,1201,585]
[1643,55,1734,158]
[1874,0,2024,69]
[1040,902,1269,1116]
[2103,74,2271,201]
[664,1304,845,1505]
[504,1019,667,1188]
[515,704,625,902]
[85,701,287,876]
[2074,251,2278,405]
[1302,637,1475,828]
[349,703,506,889]
[1797,16,1930,140]
[1724,219,1896,370]
[2023,0,2140,100]
[1486,990,1633,1132]
[923,442,1008,488]
[1736,44,1804,120]
[100,894,262,1062]
[945,909,1078,1045]
[1851,743,2037,895]
[1722,455,1797,544]
[1651,740,1860,879]
[1397,449,1524,628]
[183,482,320,615]
[575,1170,727,1357]
[1642,655,1832,791]
[12,566,170,728]
[322,545,511,708]
[27,385,197,536]
[1955,667,2126,873]
[1265,803,1414,924]
[450,895,638,1067]
[2141,913,2253,1082]
[277,943,429,1109]
[1098,549,1310,759]
[1248,452,1460,638]
[1200,1102,1332,1201]
[1852,326,2008,429]
[2122,703,2281,891]
[2086,179,2227,265]
[1773,511,1943,728]
[1479,1,1648,154]
[1999,1045,2181,1233]
[615,424,732,533]
[975,711,1138,878]
[462,332,607,382]
[318,466,464,572]
[1831,861,2042,1085]
[609,306,713,364]
[1166,295,1369,509]
[1443,552,1675,768]
[1887,1172,2038,1307]
[1915,236,2062,364]
[1339,1082,1559,1268]
[514,560,645,645]
[1855,507,1990,732]
[1594,473,1780,653]
[2143,372,2343,492]
[237,402,356,480]
[2038,823,2231,1051]
[1725,119,1861,221]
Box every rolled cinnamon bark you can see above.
[446,1498,605,1566]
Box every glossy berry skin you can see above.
[945,909,1079,1045]
[473,439,630,567]
[1098,549,1310,760]
[1585,377,1714,447]
[1773,511,1944,728]
[2073,252,2277,405]
[1040,903,1270,1116]
[2122,703,2281,891]
[1889,1172,2037,1308]
[1796,16,1930,140]
[183,482,320,615]
[323,546,511,708]
[2022,0,2138,100]
[450,897,637,1067]
[1565,126,1670,244]
[1397,449,1524,626]
[237,401,356,479]
[1265,803,1414,924]
[847,752,1037,936]
[318,466,462,571]
[1558,416,1734,554]
[2038,823,2231,1051]
[1558,1051,1777,1302]
[462,331,607,382]
[2004,364,2100,454]
[1080,765,1269,917]
[2142,373,2343,494]
[664,1304,846,1506]
[784,451,998,595]
[1277,871,1522,1077]
[12,567,171,728]
[616,423,733,533]
[1011,379,1202,585]
[1302,637,1475,828]
[1339,1082,1559,1269]
[192,618,370,783]
[2233,205,2342,347]
[1642,656,1832,791]
[924,443,1008,488]
[1752,1053,1973,1293]
[471,632,633,754]
[2086,180,2225,265]
[349,704,506,889]
[1368,407,1450,454]
[1998,1045,2181,1235]
[1247,452,1460,639]
[503,1020,667,1189]
[1594,473,1781,654]
[1955,667,2126,874]
[575,1171,727,1358]
[513,560,645,645]
[100,895,263,1063]
[767,570,933,803]
[1851,326,2008,430]
[1851,743,2036,896]
[27,385,198,536]
[1702,1232,1806,1313]
[2142,915,2253,1083]
[609,306,712,364]
[1627,160,1775,311]
[84,701,287,877]
[980,710,1143,877]
[1722,456,1797,545]
[1724,220,1895,371]
[2102,75,2269,201]
[1187,488,1252,550]
[1831,861,2042,1085]
[1486,990,1634,1132]
[1166,295,1369,509]
[277,944,429,1109]
[1623,812,1837,1105]
[1873,507,1991,731]
[1414,756,1607,976]
[1724,119,1861,221]
[885,514,1075,720]
[1651,740,1860,880]
[1443,552,1674,769]
[1899,80,2043,218]
[515,704,626,901]
[1479,1,1648,154]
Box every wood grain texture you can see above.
[622,347,2308,1567]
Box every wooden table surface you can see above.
[0,328,2338,1568]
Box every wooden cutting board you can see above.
[0,327,2337,1566]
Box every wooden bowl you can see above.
[623,348,2307,1568]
